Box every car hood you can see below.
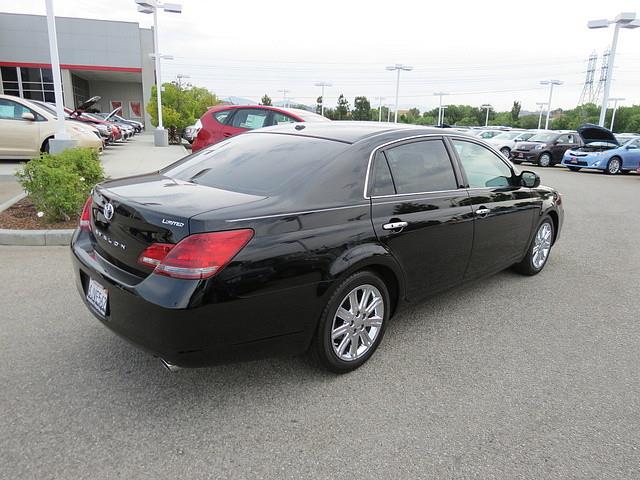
[105,106,123,121]
[72,95,101,115]
[578,124,619,146]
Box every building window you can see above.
[72,74,90,109]
[1,66,57,102]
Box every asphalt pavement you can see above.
[1,166,639,479]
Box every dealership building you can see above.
[0,12,156,126]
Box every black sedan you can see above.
[71,123,564,373]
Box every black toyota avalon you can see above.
[71,122,563,373]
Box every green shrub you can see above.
[17,148,105,223]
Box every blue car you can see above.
[561,124,640,175]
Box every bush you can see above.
[16,148,105,223]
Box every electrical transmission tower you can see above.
[594,49,610,106]
[578,51,598,105]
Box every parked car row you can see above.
[0,94,143,160]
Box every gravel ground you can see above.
[1,166,638,479]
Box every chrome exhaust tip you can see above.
[160,358,181,373]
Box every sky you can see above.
[1,0,639,113]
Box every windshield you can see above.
[528,133,557,143]
[163,133,348,195]
[516,132,535,141]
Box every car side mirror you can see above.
[21,112,35,121]
[520,170,540,188]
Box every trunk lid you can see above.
[91,174,264,276]
[577,123,619,146]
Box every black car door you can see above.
[448,138,541,280]
[369,137,474,300]
[551,133,576,162]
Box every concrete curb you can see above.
[0,228,74,246]
[0,192,27,214]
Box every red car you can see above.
[192,105,329,152]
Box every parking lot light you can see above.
[433,92,449,126]
[481,104,492,126]
[386,64,413,123]
[536,102,547,130]
[314,82,332,117]
[135,0,182,147]
[540,80,562,130]
[587,12,638,127]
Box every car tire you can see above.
[605,157,622,175]
[512,159,522,165]
[500,147,511,158]
[567,166,581,172]
[311,270,390,373]
[514,218,554,276]
[538,153,552,167]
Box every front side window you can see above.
[229,108,269,129]
[383,140,457,194]
[452,139,514,188]
[557,134,572,143]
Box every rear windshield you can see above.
[162,133,348,195]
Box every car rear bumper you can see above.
[71,230,320,367]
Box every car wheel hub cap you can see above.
[532,223,552,269]
[331,284,384,361]
[609,160,619,173]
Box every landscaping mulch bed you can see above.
[0,197,78,230]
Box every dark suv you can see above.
[510,131,582,167]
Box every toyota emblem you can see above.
[103,202,114,222]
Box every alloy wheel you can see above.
[608,158,621,175]
[532,222,552,269]
[331,284,384,361]
[539,153,551,167]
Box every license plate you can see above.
[87,278,108,317]
[518,153,524,158]
[571,159,578,164]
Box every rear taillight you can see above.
[137,229,254,280]
[79,196,93,231]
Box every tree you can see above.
[260,94,272,106]
[352,96,371,120]
[335,94,350,120]
[511,101,521,122]
[147,82,220,129]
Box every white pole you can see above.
[394,68,400,123]
[545,83,555,130]
[538,105,544,129]
[44,0,69,140]
[378,96,382,122]
[438,95,442,125]
[599,23,620,127]
[153,6,163,130]
[387,107,391,122]
[485,107,490,126]
[610,98,619,130]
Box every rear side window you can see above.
[370,153,395,196]
[383,140,457,194]
[272,112,296,125]
[213,110,231,124]
[163,133,348,195]
[229,108,269,129]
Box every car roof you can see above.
[247,121,449,144]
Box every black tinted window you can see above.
[452,139,513,188]
[383,140,457,194]
[370,153,395,196]
[163,133,348,195]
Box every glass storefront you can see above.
[1,66,57,102]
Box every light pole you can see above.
[536,102,547,130]
[44,0,76,153]
[277,89,290,108]
[433,92,449,125]
[609,97,625,131]
[135,0,182,147]
[481,104,492,126]
[440,105,448,125]
[314,82,331,117]
[176,73,190,88]
[587,13,639,126]
[377,96,385,122]
[386,64,412,123]
[540,80,562,130]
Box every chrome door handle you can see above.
[382,221,408,231]
[475,208,490,216]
